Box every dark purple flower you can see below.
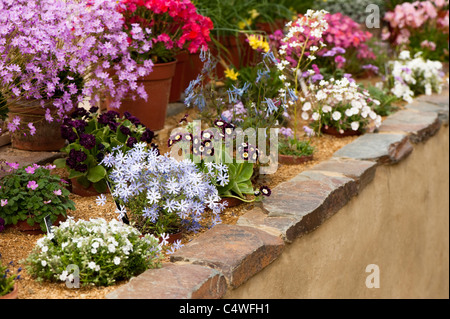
[70,107,89,119]
[126,137,137,148]
[260,186,271,197]
[140,128,155,143]
[79,133,96,150]
[69,149,87,162]
[119,125,131,136]
[76,164,88,173]
[60,125,77,143]
[0,217,5,233]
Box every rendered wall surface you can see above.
[225,127,449,299]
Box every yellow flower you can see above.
[248,9,260,20]
[225,68,240,81]
[247,34,270,53]
[238,18,253,30]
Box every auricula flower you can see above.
[27,181,39,190]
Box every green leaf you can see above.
[76,176,91,188]
[230,181,243,198]
[93,180,108,194]
[236,162,254,184]
[68,170,86,180]
[87,165,107,183]
[53,158,67,169]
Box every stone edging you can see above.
[106,90,449,299]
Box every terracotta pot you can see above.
[0,283,18,300]
[321,126,362,138]
[8,100,66,151]
[279,154,314,165]
[183,52,205,90]
[108,60,177,131]
[219,196,244,208]
[211,34,255,79]
[70,178,107,197]
[169,51,189,103]
[10,214,67,235]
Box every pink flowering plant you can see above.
[270,12,376,76]
[0,162,75,232]
[383,0,449,61]
[0,0,154,134]
[118,0,214,63]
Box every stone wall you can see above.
[107,91,449,299]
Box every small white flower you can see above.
[41,246,48,253]
[351,121,360,131]
[113,257,121,265]
[302,102,311,111]
[312,112,320,121]
[41,260,47,267]
[332,111,342,121]
[322,105,332,113]
[301,112,310,120]
[88,262,97,270]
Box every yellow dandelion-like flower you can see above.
[224,68,240,81]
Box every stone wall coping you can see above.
[107,90,449,299]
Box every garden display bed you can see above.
[1,0,448,301]
[0,107,362,299]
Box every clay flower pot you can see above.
[0,283,18,300]
[109,60,177,131]
[70,178,108,197]
[321,126,362,138]
[169,51,189,103]
[219,196,244,208]
[10,214,67,235]
[278,154,314,165]
[8,101,66,151]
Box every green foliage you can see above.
[0,164,75,232]
[278,138,314,157]
[365,85,400,116]
[0,259,21,297]
[55,108,156,192]
[25,218,162,286]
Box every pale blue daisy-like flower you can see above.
[95,194,107,206]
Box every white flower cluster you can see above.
[302,76,382,132]
[388,50,444,103]
[27,217,162,286]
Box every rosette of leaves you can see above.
[54,107,156,193]
[0,164,75,232]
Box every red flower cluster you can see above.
[119,0,213,61]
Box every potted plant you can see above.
[25,218,163,287]
[96,141,226,240]
[301,76,383,137]
[0,0,153,151]
[114,0,214,131]
[54,107,157,196]
[167,115,272,206]
[0,162,75,234]
[0,259,22,299]
[278,127,315,164]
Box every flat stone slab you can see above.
[332,133,413,164]
[308,158,377,193]
[106,263,227,299]
[0,145,64,178]
[406,100,449,126]
[259,171,357,242]
[170,224,284,288]
[378,109,441,143]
